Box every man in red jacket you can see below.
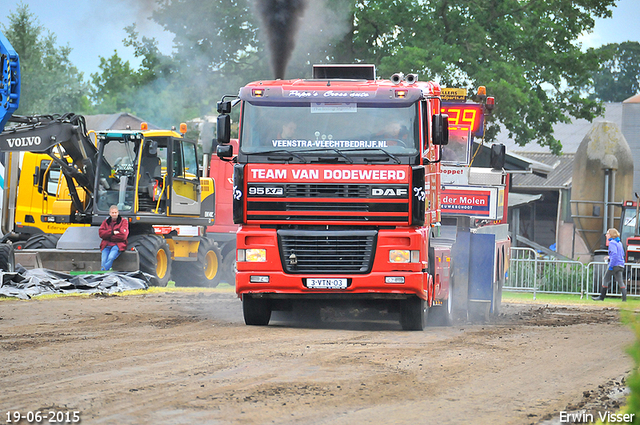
[98,205,129,271]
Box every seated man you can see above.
[98,205,129,271]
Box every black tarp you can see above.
[0,265,151,299]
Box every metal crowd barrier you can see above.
[505,247,637,299]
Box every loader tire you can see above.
[23,234,60,249]
[172,238,222,287]
[127,234,172,287]
[0,243,15,272]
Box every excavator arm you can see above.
[0,113,100,220]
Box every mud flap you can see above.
[15,249,139,272]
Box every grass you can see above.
[503,290,640,308]
[1,284,634,306]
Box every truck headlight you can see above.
[241,248,266,262]
[389,250,420,263]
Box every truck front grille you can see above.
[246,183,410,224]
[285,184,369,198]
[278,229,377,274]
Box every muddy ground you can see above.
[0,291,634,424]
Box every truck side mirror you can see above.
[217,144,233,159]
[217,100,232,114]
[490,143,506,169]
[432,114,449,145]
[217,114,231,145]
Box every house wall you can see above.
[622,102,640,195]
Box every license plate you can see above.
[306,278,347,289]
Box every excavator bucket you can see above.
[14,227,139,273]
[15,249,139,272]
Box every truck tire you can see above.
[243,295,271,326]
[400,297,426,331]
[221,251,236,286]
[23,234,60,249]
[127,234,172,287]
[172,238,222,287]
[0,243,15,272]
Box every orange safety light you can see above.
[395,90,407,98]
[180,123,187,134]
[141,122,149,130]
[477,86,487,97]
[252,88,265,97]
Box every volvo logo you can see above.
[5,136,42,148]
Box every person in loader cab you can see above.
[99,205,129,271]
[592,228,626,301]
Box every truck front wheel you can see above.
[400,297,426,331]
[243,295,271,326]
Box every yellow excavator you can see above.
[0,113,221,286]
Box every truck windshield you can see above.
[621,207,637,249]
[240,102,419,157]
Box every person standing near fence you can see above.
[592,228,626,301]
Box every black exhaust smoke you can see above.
[255,0,309,79]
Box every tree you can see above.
[90,52,139,113]
[147,0,617,153]
[590,41,640,102]
[329,0,617,154]
[2,3,91,115]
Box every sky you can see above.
[0,0,175,78]
[0,0,639,78]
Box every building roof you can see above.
[469,141,552,177]
[84,113,159,131]
[511,152,574,190]
[624,94,640,104]
[496,102,622,154]
[508,192,543,208]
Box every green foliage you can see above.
[620,310,640,424]
[2,4,91,115]
[590,42,640,102]
[3,0,624,152]
[327,0,617,154]
[536,262,583,293]
[89,52,139,113]
[89,24,202,128]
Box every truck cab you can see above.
[217,65,450,329]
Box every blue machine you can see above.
[0,31,20,132]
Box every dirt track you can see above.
[0,291,634,424]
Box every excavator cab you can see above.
[94,130,210,219]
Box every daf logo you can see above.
[5,136,42,148]
[371,187,408,197]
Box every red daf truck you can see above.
[216,65,507,330]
